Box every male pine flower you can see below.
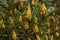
[36,34,41,40]
[32,0,35,6]
[28,37,31,40]
[14,0,17,3]
[56,32,59,37]
[9,16,14,24]
[47,28,51,34]
[34,16,38,23]
[50,35,54,40]
[41,3,47,15]
[5,3,9,8]
[33,25,38,33]
[45,35,48,40]
[0,19,5,29]
[2,23,5,29]
[26,4,31,20]
[24,21,29,30]
[12,31,17,40]
[0,19,3,27]
[10,9,12,16]
[18,15,22,23]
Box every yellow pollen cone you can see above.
[41,3,47,15]
[47,28,50,34]
[34,16,38,23]
[6,3,8,8]
[9,16,14,24]
[10,10,12,16]
[33,25,38,33]
[12,31,17,40]
[47,22,50,27]
[36,34,41,40]
[18,15,22,23]
[26,4,31,20]
[28,37,31,40]
[32,0,35,6]
[56,32,59,37]
[50,35,54,40]
[45,35,48,40]
[1,24,5,29]
[24,21,29,30]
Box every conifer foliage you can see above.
[0,0,60,40]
